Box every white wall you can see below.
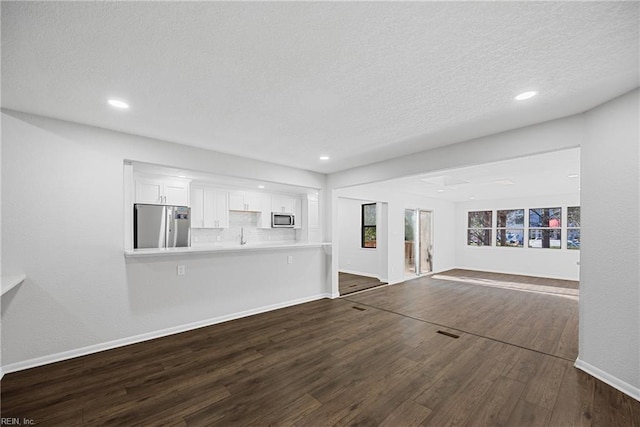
[0,110,329,369]
[577,89,639,399]
[338,197,382,279]
[337,186,456,286]
[455,194,581,280]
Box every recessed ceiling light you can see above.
[258,185,265,189]
[470,196,476,200]
[568,174,579,178]
[437,189,445,193]
[108,99,130,109]
[514,91,537,101]
[319,156,330,160]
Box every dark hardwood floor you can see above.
[2,271,638,426]
[339,272,387,295]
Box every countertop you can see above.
[124,241,331,258]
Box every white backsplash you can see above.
[191,211,296,244]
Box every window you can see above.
[361,203,377,248]
[496,209,524,247]
[567,206,581,250]
[467,211,492,246]
[529,207,562,249]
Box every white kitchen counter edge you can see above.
[124,242,331,257]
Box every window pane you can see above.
[468,211,492,228]
[496,229,524,247]
[568,229,580,250]
[497,209,524,227]
[363,226,377,248]
[568,207,580,228]
[529,208,561,227]
[468,229,491,246]
[363,204,376,226]
[528,229,561,249]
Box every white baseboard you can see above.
[1,293,331,376]
[575,357,640,402]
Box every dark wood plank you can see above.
[1,271,638,426]
[339,272,386,295]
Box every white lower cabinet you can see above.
[191,187,229,228]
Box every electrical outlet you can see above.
[177,265,186,276]
[287,255,293,264]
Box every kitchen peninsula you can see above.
[122,161,333,338]
[125,240,331,257]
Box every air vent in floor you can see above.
[437,330,460,339]
[352,306,366,311]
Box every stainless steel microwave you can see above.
[272,212,295,228]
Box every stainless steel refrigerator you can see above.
[134,204,191,249]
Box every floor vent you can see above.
[352,306,366,311]
[437,330,460,339]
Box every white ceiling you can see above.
[352,148,581,203]
[2,2,638,174]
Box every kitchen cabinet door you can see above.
[164,180,190,206]
[271,195,294,213]
[135,176,190,206]
[213,191,229,228]
[192,187,229,228]
[135,178,164,204]
[229,192,247,211]
[229,191,263,212]
[191,187,206,228]
[244,193,263,212]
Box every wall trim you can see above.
[1,293,331,376]
[575,357,640,402]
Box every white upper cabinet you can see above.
[135,176,190,206]
[191,186,229,228]
[229,191,264,212]
[271,195,295,213]
[271,194,302,229]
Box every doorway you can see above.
[404,209,433,277]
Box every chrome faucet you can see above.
[240,227,247,245]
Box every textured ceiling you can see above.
[2,2,638,174]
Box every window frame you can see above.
[567,206,581,250]
[496,209,525,248]
[528,207,562,249]
[361,203,377,249]
[467,210,492,247]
